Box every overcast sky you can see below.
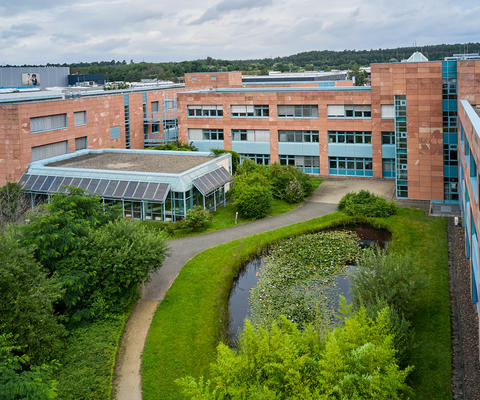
[1,0,479,65]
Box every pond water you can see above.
[228,227,391,339]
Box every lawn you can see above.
[141,209,451,400]
[140,177,324,239]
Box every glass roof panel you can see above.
[113,181,129,197]
[70,178,82,188]
[143,183,159,200]
[78,178,91,190]
[87,179,100,194]
[103,180,120,197]
[39,176,55,191]
[19,174,31,188]
[94,180,109,195]
[133,182,148,199]
[48,177,65,192]
[123,181,138,198]
[153,183,170,201]
[23,175,39,190]
[31,176,47,191]
[60,177,73,192]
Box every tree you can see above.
[55,219,170,322]
[348,63,368,86]
[19,187,121,272]
[0,235,65,365]
[232,173,272,220]
[0,181,29,235]
[0,332,59,400]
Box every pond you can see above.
[228,227,391,339]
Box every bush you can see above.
[140,220,178,235]
[150,141,198,151]
[268,162,314,200]
[181,206,212,232]
[338,189,398,218]
[350,245,427,318]
[235,158,268,176]
[231,173,272,219]
[284,177,304,203]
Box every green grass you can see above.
[140,177,324,239]
[141,209,451,400]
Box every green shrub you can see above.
[284,177,304,203]
[338,189,398,218]
[181,206,213,232]
[235,158,269,176]
[350,245,427,318]
[176,310,413,399]
[268,162,314,200]
[150,141,198,151]
[140,220,178,235]
[232,173,272,219]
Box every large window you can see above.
[74,111,86,126]
[239,154,270,165]
[442,78,457,100]
[382,158,395,178]
[328,131,372,144]
[327,105,371,118]
[279,155,320,174]
[231,105,269,117]
[329,157,373,176]
[187,105,223,117]
[443,144,458,166]
[278,130,319,143]
[30,114,67,133]
[31,141,68,162]
[188,129,224,140]
[232,129,270,141]
[382,132,395,145]
[151,101,159,113]
[443,111,458,133]
[277,105,318,118]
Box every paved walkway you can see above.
[112,178,396,400]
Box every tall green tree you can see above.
[348,63,368,86]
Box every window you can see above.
[442,78,457,100]
[188,129,224,140]
[211,76,217,80]
[192,77,197,81]
[231,105,269,117]
[277,105,318,118]
[30,114,67,133]
[75,137,87,151]
[381,105,395,119]
[31,141,68,162]
[74,111,86,126]
[329,157,373,176]
[443,111,457,133]
[187,105,223,117]
[151,101,159,113]
[328,131,372,144]
[278,130,319,143]
[232,129,270,142]
[239,154,270,165]
[152,124,160,134]
[444,177,459,201]
[279,155,320,173]
[110,126,121,139]
[327,105,371,118]
[382,132,395,145]
[443,144,458,166]
[382,159,396,178]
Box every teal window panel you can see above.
[191,140,224,152]
[382,145,396,159]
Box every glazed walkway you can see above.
[113,178,396,400]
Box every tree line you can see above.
[5,42,479,82]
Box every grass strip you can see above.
[141,209,451,400]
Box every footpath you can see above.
[112,178,396,400]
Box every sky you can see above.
[1,0,480,65]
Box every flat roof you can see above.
[181,86,370,94]
[45,152,215,174]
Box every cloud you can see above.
[1,23,42,39]
[188,0,273,25]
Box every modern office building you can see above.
[1,58,480,330]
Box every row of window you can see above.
[188,129,396,144]
[31,111,86,133]
[186,104,398,119]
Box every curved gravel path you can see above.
[112,178,396,400]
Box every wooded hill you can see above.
[8,42,480,83]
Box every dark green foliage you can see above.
[56,219,169,323]
[56,315,130,400]
[150,141,198,152]
[0,332,59,400]
[338,189,398,218]
[231,173,272,219]
[181,206,212,232]
[19,187,121,271]
[0,181,27,234]
[140,220,178,235]
[268,162,314,200]
[176,311,412,399]
[235,158,268,176]
[209,149,240,174]
[0,235,65,365]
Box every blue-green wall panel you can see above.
[191,140,224,152]
[232,141,271,154]
[328,144,373,158]
[278,143,320,156]
[381,145,395,159]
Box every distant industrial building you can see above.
[0,66,70,90]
